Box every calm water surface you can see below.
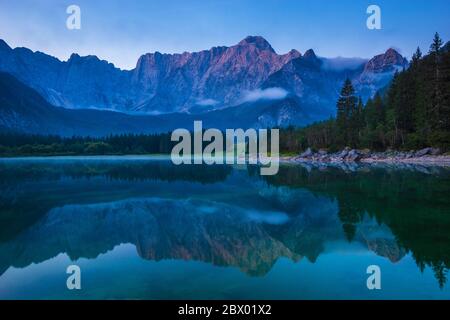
[0,156,449,299]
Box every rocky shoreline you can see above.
[285,147,450,166]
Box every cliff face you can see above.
[0,36,300,114]
[132,36,301,113]
[362,48,409,74]
[0,37,406,119]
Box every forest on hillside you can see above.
[280,33,450,153]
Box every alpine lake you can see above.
[0,156,449,299]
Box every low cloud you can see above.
[321,57,368,71]
[196,98,219,106]
[241,87,288,103]
[246,210,290,225]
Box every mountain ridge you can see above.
[0,36,407,117]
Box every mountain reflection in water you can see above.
[0,157,449,299]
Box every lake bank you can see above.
[283,147,450,166]
[2,149,450,167]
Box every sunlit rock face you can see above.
[132,36,301,113]
[0,37,406,123]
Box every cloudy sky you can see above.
[0,0,449,70]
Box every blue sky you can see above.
[0,0,449,70]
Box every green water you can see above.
[0,156,449,299]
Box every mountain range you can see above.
[0,36,409,135]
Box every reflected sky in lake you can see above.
[0,157,449,299]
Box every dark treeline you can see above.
[0,132,176,156]
[281,33,450,153]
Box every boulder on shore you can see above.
[430,148,441,156]
[345,149,361,162]
[415,148,433,157]
[293,147,445,164]
[338,147,351,158]
[299,148,313,158]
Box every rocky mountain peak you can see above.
[364,48,408,73]
[384,48,407,63]
[238,36,275,52]
[68,53,81,61]
[284,49,301,59]
[0,39,11,51]
[280,49,301,65]
[288,49,301,56]
[299,48,321,68]
[303,49,317,59]
[68,53,104,63]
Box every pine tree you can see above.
[428,32,446,145]
[429,32,443,54]
[373,93,386,126]
[336,78,357,147]
[395,71,415,146]
[356,97,364,127]
[350,97,364,147]
[411,47,422,67]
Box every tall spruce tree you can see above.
[411,47,422,67]
[336,78,357,147]
[349,97,364,147]
[430,32,443,54]
[428,32,445,144]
